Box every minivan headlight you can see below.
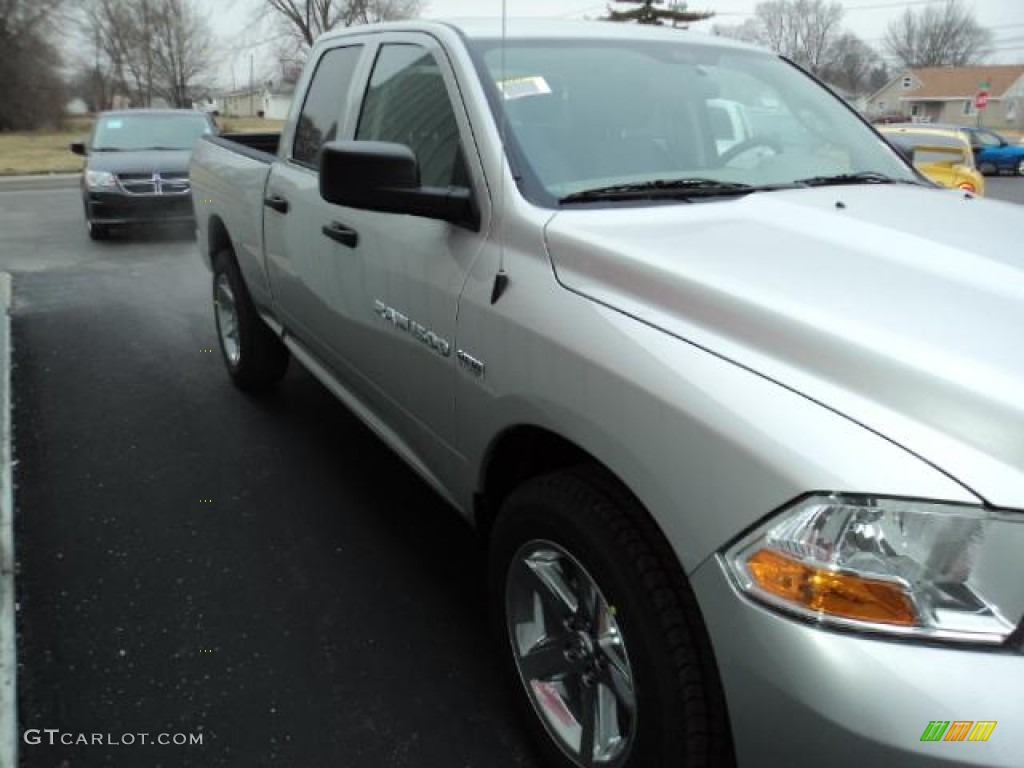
[85,169,117,189]
[724,494,1024,644]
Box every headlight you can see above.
[84,169,118,189]
[724,494,1024,645]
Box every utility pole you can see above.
[249,53,254,117]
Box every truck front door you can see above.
[296,35,488,483]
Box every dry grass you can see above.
[0,124,91,175]
[0,115,285,176]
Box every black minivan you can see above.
[71,109,216,240]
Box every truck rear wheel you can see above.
[489,467,734,768]
[212,249,289,391]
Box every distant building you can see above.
[866,65,1024,128]
[218,79,297,120]
[262,82,295,120]
[65,98,89,116]
[192,96,220,115]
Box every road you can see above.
[984,175,1024,204]
[4,183,537,767]
[3,174,1022,768]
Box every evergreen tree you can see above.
[605,0,714,26]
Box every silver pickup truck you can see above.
[190,19,1024,768]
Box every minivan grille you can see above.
[117,172,190,195]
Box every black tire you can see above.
[87,219,110,240]
[1017,158,1024,177]
[489,467,734,768]
[212,248,289,391]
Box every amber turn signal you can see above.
[746,549,917,626]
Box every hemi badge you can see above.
[457,350,485,379]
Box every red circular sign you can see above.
[975,91,989,109]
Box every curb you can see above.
[0,173,79,192]
[0,271,15,768]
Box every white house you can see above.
[866,65,1024,128]
[218,80,297,119]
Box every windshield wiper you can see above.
[136,146,187,151]
[793,171,922,188]
[559,178,757,204]
[90,147,124,152]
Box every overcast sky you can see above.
[211,0,1024,89]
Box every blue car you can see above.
[959,126,1024,176]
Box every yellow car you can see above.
[879,126,985,196]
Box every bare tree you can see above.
[78,0,212,108]
[0,0,69,129]
[751,0,843,75]
[868,63,890,93]
[884,0,992,68]
[711,19,761,44]
[152,0,213,107]
[605,0,713,26]
[713,0,882,91]
[80,0,156,107]
[264,0,423,51]
[819,33,879,94]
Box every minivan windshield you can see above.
[469,39,917,205]
[92,113,213,152]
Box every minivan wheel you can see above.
[86,219,109,241]
[212,249,289,391]
[489,468,734,768]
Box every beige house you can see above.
[218,81,296,120]
[866,65,1024,129]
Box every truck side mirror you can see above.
[70,141,87,156]
[319,140,479,231]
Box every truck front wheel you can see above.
[489,468,734,768]
[212,249,289,391]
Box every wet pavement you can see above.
[3,186,536,767]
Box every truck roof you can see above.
[317,17,765,53]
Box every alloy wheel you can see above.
[506,540,637,767]
[214,273,241,367]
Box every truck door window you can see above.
[356,44,463,188]
[292,45,362,169]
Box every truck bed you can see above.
[189,133,278,308]
[206,132,280,163]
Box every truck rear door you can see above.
[262,42,367,365]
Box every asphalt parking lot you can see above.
[982,175,1024,204]
[1,173,1022,767]
[2,179,538,767]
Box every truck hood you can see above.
[544,185,1024,508]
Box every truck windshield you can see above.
[469,39,916,206]
[92,113,213,152]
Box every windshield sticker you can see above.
[497,76,552,101]
[105,119,124,129]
